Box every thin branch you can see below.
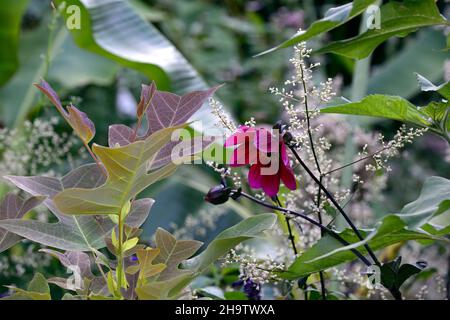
[323,145,391,176]
[286,145,381,266]
[237,191,372,266]
[275,196,298,255]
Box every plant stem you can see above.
[131,116,143,142]
[286,145,381,266]
[237,191,371,266]
[116,211,125,298]
[83,141,107,176]
[275,196,298,255]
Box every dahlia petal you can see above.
[280,164,297,190]
[280,143,290,166]
[254,128,279,153]
[248,164,263,188]
[261,174,280,197]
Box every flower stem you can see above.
[236,191,371,266]
[286,145,381,267]
[274,196,298,255]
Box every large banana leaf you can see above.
[52,0,220,133]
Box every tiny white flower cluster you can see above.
[206,161,242,187]
[170,206,228,240]
[210,98,236,133]
[0,117,85,177]
[0,244,51,278]
[223,247,285,285]
[366,125,428,172]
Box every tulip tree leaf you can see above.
[320,94,431,127]
[143,85,220,137]
[0,193,46,253]
[396,176,450,230]
[317,0,448,59]
[153,228,203,281]
[39,249,93,278]
[136,214,277,300]
[256,0,376,56]
[126,247,166,278]
[53,125,183,216]
[1,164,114,251]
[5,273,51,300]
[137,82,157,119]
[108,83,218,169]
[283,215,444,279]
[35,79,96,144]
[2,163,151,251]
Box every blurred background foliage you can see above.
[0,0,448,296]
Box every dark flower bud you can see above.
[416,260,428,269]
[204,185,231,205]
[273,120,288,133]
[283,131,295,146]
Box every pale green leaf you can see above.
[184,213,277,274]
[320,94,430,126]
[53,125,183,216]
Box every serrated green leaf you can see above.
[317,0,448,59]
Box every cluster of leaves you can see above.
[0,80,277,299]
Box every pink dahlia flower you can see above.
[224,125,297,196]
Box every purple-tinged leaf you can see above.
[40,249,93,278]
[34,79,64,113]
[144,86,220,137]
[150,137,213,170]
[0,193,46,253]
[137,82,157,119]
[125,198,154,228]
[108,124,134,147]
[1,164,114,251]
[66,105,96,144]
[34,79,96,144]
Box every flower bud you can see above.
[204,185,231,205]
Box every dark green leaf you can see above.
[317,0,448,59]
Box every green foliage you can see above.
[53,0,206,94]
[0,0,30,85]
[317,0,448,59]
[283,215,444,279]
[257,0,376,56]
[321,74,450,141]
[397,176,450,230]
